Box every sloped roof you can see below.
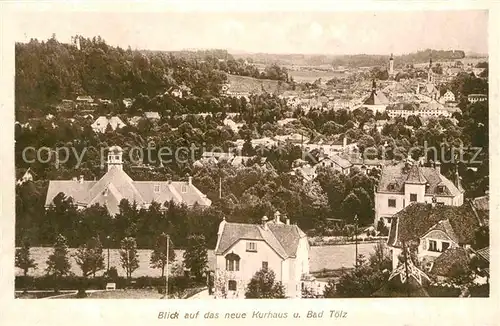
[476,247,489,263]
[318,155,352,169]
[422,219,459,243]
[430,247,471,277]
[377,163,462,197]
[372,273,430,297]
[472,195,489,212]
[363,90,389,105]
[144,111,161,119]
[387,203,479,249]
[45,167,211,215]
[215,220,306,259]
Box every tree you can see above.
[150,232,176,277]
[245,268,286,298]
[119,237,139,279]
[45,234,71,292]
[15,237,37,276]
[73,236,105,277]
[322,279,337,298]
[183,234,208,280]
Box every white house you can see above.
[91,116,126,133]
[314,155,352,175]
[214,212,310,299]
[439,90,456,104]
[386,200,481,270]
[45,146,211,216]
[374,160,464,227]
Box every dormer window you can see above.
[437,185,445,194]
[181,184,187,193]
[154,184,160,193]
[388,183,396,191]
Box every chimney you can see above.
[188,176,192,185]
[261,216,269,230]
[79,175,84,183]
[274,211,281,224]
[285,217,290,225]
[435,160,441,174]
[343,136,347,148]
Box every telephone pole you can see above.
[354,215,359,267]
[165,234,170,299]
[402,240,411,297]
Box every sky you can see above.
[13,10,488,55]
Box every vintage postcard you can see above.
[0,1,497,325]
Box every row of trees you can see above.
[15,233,208,281]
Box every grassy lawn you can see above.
[85,289,164,299]
[15,291,73,299]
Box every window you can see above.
[262,261,268,270]
[441,242,450,252]
[428,240,438,252]
[225,253,240,271]
[437,186,445,194]
[181,185,187,193]
[246,242,257,252]
[228,280,237,291]
[388,199,397,208]
[410,193,418,202]
[154,184,160,193]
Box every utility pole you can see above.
[354,215,358,267]
[165,234,170,299]
[106,235,110,272]
[219,177,222,199]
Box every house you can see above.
[274,133,310,145]
[91,116,126,133]
[214,212,310,299]
[374,160,464,226]
[315,155,352,175]
[386,201,480,269]
[439,90,456,104]
[361,80,390,113]
[44,146,211,216]
[467,94,487,104]
[144,111,161,121]
[428,247,472,282]
[76,95,94,103]
[16,167,34,185]
[122,98,133,108]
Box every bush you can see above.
[427,285,461,297]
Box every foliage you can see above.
[119,237,139,279]
[73,235,105,277]
[245,268,286,299]
[150,232,176,277]
[45,234,71,278]
[183,234,208,280]
[15,237,37,276]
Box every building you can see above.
[389,53,395,78]
[374,161,464,226]
[468,94,488,104]
[386,201,481,270]
[143,111,161,121]
[122,98,133,108]
[76,95,94,103]
[315,155,352,175]
[214,212,310,298]
[361,80,390,113]
[386,101,453,119]
[91,116,126,133]
[439,90,456,103]
[44,146,211,216]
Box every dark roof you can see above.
[387,203,480,248]
[430,247,471,277]
[472,195,489,212]
[363,90,389,105]
[476,247,489,263]
[215,220,306,259]
[377,162,462,196]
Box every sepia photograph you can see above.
[11,8,490,302]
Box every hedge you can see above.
[15,275,201,293]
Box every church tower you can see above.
[427,57,434,83]
[389,53,394,76]
[107,146,123,171]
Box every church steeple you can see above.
[389,53,394,76]
[427,56,434,83]
[372,79,377,91]
[107,146,123,171]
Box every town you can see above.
[14,28,489,299]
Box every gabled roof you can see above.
[387,203,479,249]
[363,90,389,105]
[422,219,459,243]
[215,220,307,259]
[377,163,462,197]
[318,155,352,169]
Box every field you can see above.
[226,74,287,94]
[287,69,347,83]
[16,243,380,277]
